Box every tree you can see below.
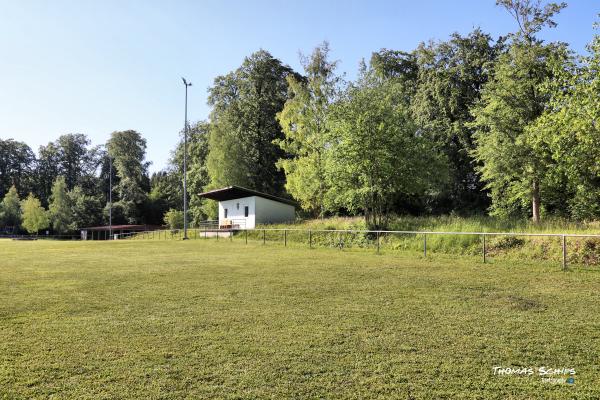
[163,208,184,230]
[0,139,35,198]
[327,66,446,229]
[370,49,419,85]
[532,26,600,219]
[98,149,118,222]
[55,134,100,191]
[496,0,567,44]
[167,121,211,225]
[148,171,181,225]
[471,0,567,222]
[21,194,49,234]
[276,42,341,218]
[35,142,61,206]
[106,130,150,224]
[35,134,102,208]
[411,29,501,213]
[48,177,72,234]
[205,115,250,189]
[68,186,103,230]
[0,185,22,229]
[206,50,298,197]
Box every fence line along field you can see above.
[125,224,600,270]
[1,239,599,399]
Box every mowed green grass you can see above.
[1,239,599,399]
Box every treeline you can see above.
[0,131,156,234]
[194,0,600,228]
[1,0,599,232]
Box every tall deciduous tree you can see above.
[106,130,150,224]
[0,139,35,198]
[471,0,567,222]
[532,26,600,219]
[68,186,103,230]
[56,134,99,191]
[168,121,211,225]
[148,171,182,225]
[370,49,419,85]
[21,193,49,234]
[35,142,61,206]
[48,177,72,234]
[411,29,501,213]
[0,185,22,229]
[206,50,297,198]
[276,42,341,218]
[327,66,446,229]
[36,134,102,207]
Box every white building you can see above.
[199,186,296,229]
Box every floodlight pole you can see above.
[182,77,192,240]
[108,150,113,239]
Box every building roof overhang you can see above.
[198,186,298,207]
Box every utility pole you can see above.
[182,77,192,240]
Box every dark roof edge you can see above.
[199,186,298,206]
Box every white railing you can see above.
[112,226,600,270]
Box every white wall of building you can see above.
[218,196,255,229]
[217,195,295,229]
[254,196,296,225]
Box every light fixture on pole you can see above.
[182,77,192,240]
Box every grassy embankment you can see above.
[137,216,600,266]
[1,239,599,398]
[253,216,600,265]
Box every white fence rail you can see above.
[114,226,600,271]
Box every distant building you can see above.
[199,186,296,229]
[80,224,160,240]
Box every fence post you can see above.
[263,229,266,245]
[284,229,287,247]
[424,234,427,257]
[562,235,567,271]
[376,231,380,254]
[482,235,486,264]
[217,229,219,241]
[230,229,233,242]
[245,229,248,244]
[309,230,312,249]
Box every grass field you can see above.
[1,239,600,399]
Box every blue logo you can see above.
[566,377,575,384]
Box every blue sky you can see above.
[1,0,597,172]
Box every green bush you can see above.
[163,209,184,230]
